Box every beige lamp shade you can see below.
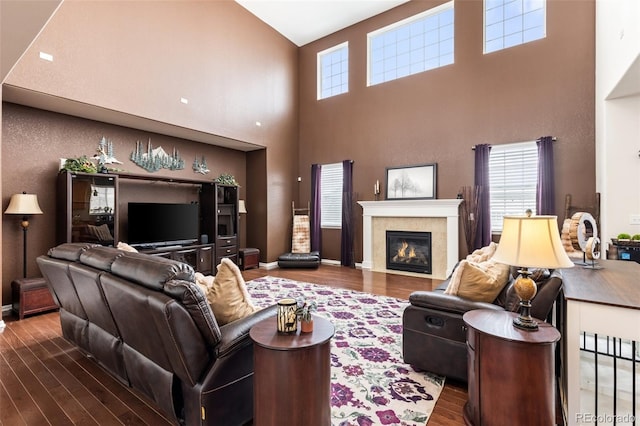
[492,215,574,269]
[5,193,43,215]
[238,200,247,214]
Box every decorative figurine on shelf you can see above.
[93,136,122,173]
[130,138,185,173]
[192,156,210,175]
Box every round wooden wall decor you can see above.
[569,212,598,252]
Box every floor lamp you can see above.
[238,200,247,247]
[5,192,43,278]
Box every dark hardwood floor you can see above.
[0,264,466,425]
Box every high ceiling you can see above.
[234,0,410,46]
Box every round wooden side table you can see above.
[250,315,335,426]
[463,309,561,426]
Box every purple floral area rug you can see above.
[247,276,445,426]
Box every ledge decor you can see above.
[215,173,238,186]
[192,156,210,175]
[386,163,437,200]
[130,138,185,173]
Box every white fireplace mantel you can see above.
[358,199,463,278]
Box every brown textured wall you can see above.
[298,0,596,263]
[1,0,299,304]
[1,103,250,303]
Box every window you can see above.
[320,163,343,228]
[368,1,454,86]
[484,0,546,54]
[489,141,538,232]
[318,42,348,100]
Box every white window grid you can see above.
[484,0,546,54]
[367,1,454,87]
[489,141,538,232]
[317,42,349,100]
[320,162,343,229]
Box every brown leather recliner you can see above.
[37,243,277,426]
[402,267,563,382]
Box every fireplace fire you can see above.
[386,230,432,274]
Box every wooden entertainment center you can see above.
[56,170,239,273]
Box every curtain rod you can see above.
[472,137,557,150]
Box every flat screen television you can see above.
[128,202,199,248]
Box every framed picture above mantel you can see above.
[386,163,437,200]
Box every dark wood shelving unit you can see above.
[57,171,239,272]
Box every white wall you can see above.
[596,0,640,248]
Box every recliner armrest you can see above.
[215,304,278,357]
[409,291,503,315]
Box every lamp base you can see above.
[513,314,539,331]
[513,270,539,331]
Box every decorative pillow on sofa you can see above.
[195,258,258,325]
[444,258,511,303]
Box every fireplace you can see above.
[386,231,432,274]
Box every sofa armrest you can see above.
[215,304,277,358]
[409,291,503,315]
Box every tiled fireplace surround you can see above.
[358,200,462,280]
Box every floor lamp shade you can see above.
[5,193,43,216]
[5,192,43,278]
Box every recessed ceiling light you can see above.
[255,121,262,127]
[180,97,189,104]
[39,52,53,62]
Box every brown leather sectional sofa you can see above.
[402,268,563,382]
[37,243,276,425]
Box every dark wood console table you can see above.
[463,309,560,426]
[250,315,334,426]
[141,243,214,275]
[560,259,640,426]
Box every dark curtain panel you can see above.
[311,164,322,254]
[474,144,492,249]
[341,160,354,267]
[536,136,555,215]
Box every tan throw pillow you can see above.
[204,258,258,325]
[444,259,511,303]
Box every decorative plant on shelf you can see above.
[61,156,98,173]
[215,173,238,186]
[296,299,318,333]
[617,233,631,240]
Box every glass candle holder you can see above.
[277,298,298,333]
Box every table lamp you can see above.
[492,215,574,330]
[5,192,43,278]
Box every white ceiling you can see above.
[235,0,410,46]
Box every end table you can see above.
[463,309,560,426]
[250,315,334,426]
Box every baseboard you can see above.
[1,304,11,316]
